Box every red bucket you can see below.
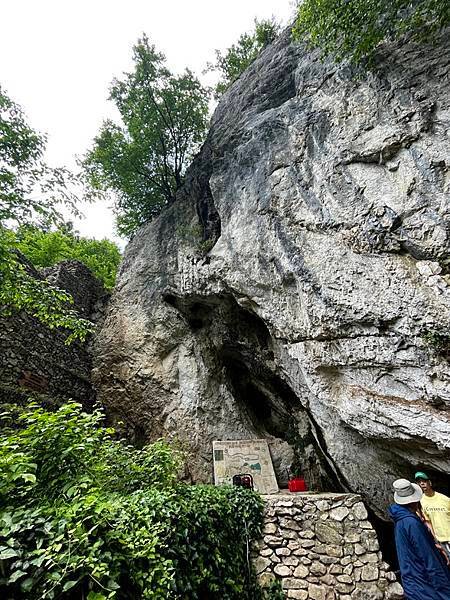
[288,477,308,492]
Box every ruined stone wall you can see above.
[0,259,107,407]
[253,494,403,600]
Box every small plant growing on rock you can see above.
[422,330,450,360]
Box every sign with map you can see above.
[212,439,278,494]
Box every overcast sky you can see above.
[0,0,296,246]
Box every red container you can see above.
[288,477,308,492]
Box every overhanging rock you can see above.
[93,26,450,515]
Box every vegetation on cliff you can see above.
[0,87,93,343]
[294,0,450,64]
[6,225,121,290]
[0,403,265,599]
[206,18,281,98]
[82,35,210,238]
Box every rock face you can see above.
[253,493,403,599]
[93,28,450,512]
[0,259,107,407]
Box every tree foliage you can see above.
[293,0,450,64]
[8,225,121,290]
[207,18,281,98]
[0,86,92,342]
[83,35,210,237]
[0,86,79,227]
[0,402,266,599]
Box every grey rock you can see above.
[330,564,343,574]
[361,564,379,581]
[352,503,368,521]
[254,556,271,575]
[274,564,292,577]
[263,523,278,535]
[283,578,309,590]
[330,507,350,521]
[287,591,308,600]
[336,582,355,594]
[315,522,344,545]
[386,582,404,599]
[93,24,450,517]
[320,574,336,586]
[360,553,379,564]
[310,562,327,575]
[337,574,354,584]
[309,583,328,600]
[293,564,309,578]
[276,547,292,556]
[351,582,383,600]
[264,535,284,547]
[0,257,108,409]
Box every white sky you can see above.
[0,0,296,247]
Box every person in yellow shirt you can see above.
[415,471,450,561]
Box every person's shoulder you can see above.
[401,512,422,532]
[435,491,450,502]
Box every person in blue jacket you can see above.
[389,478,450,600]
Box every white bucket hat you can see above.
[393,478,423,504]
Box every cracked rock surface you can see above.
[93,27,450,514]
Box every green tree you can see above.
[0,86,92,342]
[83,35,210,237]
[293,0,450,65]
[206,18,281,99]
[0,86,79,226]
[11,225,121,290]
[0,402,265,599]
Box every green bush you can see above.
[206,18,281,98]
[0,403,265,599]
[9,225,121,290]
[293,0,450,65]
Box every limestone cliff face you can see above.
[93,28,450,513]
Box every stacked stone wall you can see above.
[253,493,404,600]
[0,259,108,407]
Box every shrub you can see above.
[293,0,450,65]
[206,18,281,98]
[11,225,122,290]
[0,403,264,599]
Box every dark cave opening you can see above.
[412,465,450,496]
[162,291,450,572]
[164,291,346,493]
[369,508,399,572]
[221,354,289,439]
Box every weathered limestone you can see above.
[93,26,450,513]
[253,494,403,599]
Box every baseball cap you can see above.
[414,471,430,481]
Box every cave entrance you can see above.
[163,291,342,492]
[221,354,291,440]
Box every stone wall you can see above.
[253,493,403,600]
[0,259,107,407]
